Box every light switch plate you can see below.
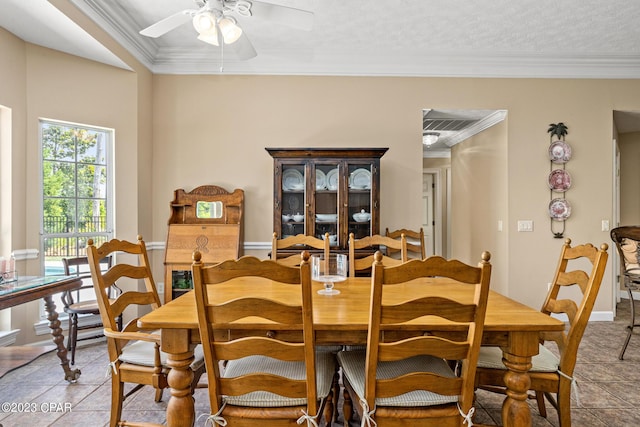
[517,220,533,232]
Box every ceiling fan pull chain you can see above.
[220,33,225,73]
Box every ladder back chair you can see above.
[61,255,121,366]
[272,232,330,267]
[191,250,338,426]
[475,238,608,427]
[610,225,640,359]
[385,227,426,260]
[87,235,205,427]
[338,250,492,426]
[348,233,407,277]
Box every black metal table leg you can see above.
[620,286,640,360]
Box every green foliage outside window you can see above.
[41,121,109,257]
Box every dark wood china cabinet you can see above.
[266,148,388,253]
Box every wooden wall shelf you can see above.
[164,185,244,301]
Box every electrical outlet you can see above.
[517,220,533,232]
[602,220,610,232]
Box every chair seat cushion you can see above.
[337,350,458,407]
[477,344,559,372]
[621,238,640,267]
[65,298,118,315]
[119,337,205,371]
[65,300,100,314]
[222,351,336,407]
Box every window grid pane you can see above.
[40,120,113,320]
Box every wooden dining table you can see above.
[138,276,564,427]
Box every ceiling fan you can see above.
[139,0,314,61]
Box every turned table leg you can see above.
[43,295,81,382]
[501,331,537,427]
[163,329,196,427]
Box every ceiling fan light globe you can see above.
[197,32,219,46]
[193,11,216,34]
[218,16,242,44]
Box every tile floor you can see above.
[1,300,639,426]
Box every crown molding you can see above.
[71,0,156,69]
[445,110,508,147]
[140,49,640,78]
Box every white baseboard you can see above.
[34,313,102,336]
[0,330,20,347]
[619,289,640,300]
[551,311,613,322]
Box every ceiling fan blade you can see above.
[139,10,195,38]
[248,1,314,31]
[227,32,257,60]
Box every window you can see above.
[40,119,113,319]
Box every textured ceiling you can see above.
[76,0,640,76]
[3,0,639,77]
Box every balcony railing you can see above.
[43,216,108,257]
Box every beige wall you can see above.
[451,119,509,295]
[0,27,154,344]
[0,29,26,266]
[620,131,640,225]
[150,75,423,252]
[151,76,620,314]
[3,23,639,343]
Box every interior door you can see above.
[614,138,620,306]
[423,173,435,256]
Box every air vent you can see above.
[421,109,507,157]
[423,118,477,132]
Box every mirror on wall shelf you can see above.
[196,201,223,219]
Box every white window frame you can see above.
[38,118,114,323]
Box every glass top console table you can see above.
[0,276,83,382]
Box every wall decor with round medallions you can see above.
[547,122,571,238]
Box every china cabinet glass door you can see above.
[280,163,306,238]
[313,162,340,247]
[347,162,373,239]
